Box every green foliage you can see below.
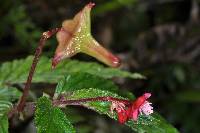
[0,100,12,116]
[126,113,179,133]
[0,87,21,118]
[64,88,125,115]
[35,97,76,133]
[0,2,41,52]
[0,55,179,133]
[0,115,8,133]
[0,86,21,133]
[54,73,178,133]
[0,56,144,85]
[0,100,11,133]
[54,72,135,100]
[56,87,178,133]
[55,72,118,96]
[0,55,178,132]
[0,86,21,101]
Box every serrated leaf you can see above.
[54,72,135,100]
[0,86,21,101]
[0,115,8,133]
[0,86,21,118]
[35,97,76,133]
[0,86,21,133]
[54,72,118,97]
[54,72,177,132]
[0,56,145,85]
[62,88,178,133]
[0,100,12,118]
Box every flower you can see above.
[128,93,153,121]
[52,3,120,68]
[110,101,126,114]
[110,101,128,124]
[139,101,153,115]
[110,93,153,124]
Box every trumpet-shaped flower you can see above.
[52,3,120,68]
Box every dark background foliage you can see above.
[0,0,200,133]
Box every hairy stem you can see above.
[17,28,61,112]
[53,96,130,106]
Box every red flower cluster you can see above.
[110,93,153,124]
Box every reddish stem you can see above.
[53,96,130,106]
[17,28,61,112]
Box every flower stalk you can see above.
[17,28,61,112]
[53,93,153,123]
[53,96,130,106]
[16,2,121,114]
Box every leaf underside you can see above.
[0,56,144,85]
[0,86,21,133]
[54,74,178,133]
[66,88,178,133]
[0,56,178,133]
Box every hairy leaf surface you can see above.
[35,97,76,133]
[0,56,144,85]
[65,88,178,133]
[54,74,177,132]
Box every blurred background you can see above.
[1,0,200,133]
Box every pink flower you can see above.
[110,93,153,124]
[139,101,153,115]
[129,93,153,121]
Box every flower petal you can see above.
[117,110,128,124]
[139,101,153,115]
[131,109,139,121]
[52,3,120,68]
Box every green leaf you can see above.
[0,86,21,118]
[0,86,21,133]
[0,115,8,133]
[60,88,178,133]
[0,100,12,118]
[54,72,135,100]
[0,56,144,85]
[0,86,21,101]
[54,72,118,96]
[35,97,76,133]
[53,72,177,132]
[0,100,11,133]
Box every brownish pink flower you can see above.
[52,3,120,68]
